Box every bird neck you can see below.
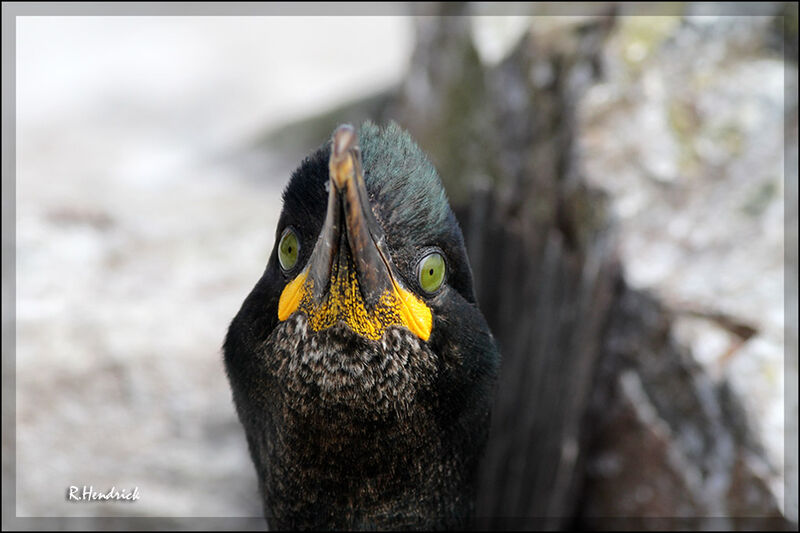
[231,315,486,529]
[259,397,475,530]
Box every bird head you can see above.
[226,121,495,414]
[277,122,477,343]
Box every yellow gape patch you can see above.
[277,260,433,341]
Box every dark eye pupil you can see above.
[288,247,292,253]
[429,269,434,275]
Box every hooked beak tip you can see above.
[332,124,357,159]
[330,124,358,190]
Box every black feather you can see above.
[224,122,500,529]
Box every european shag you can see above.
[224,122,500,530]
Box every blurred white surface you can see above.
[16,16,412,517]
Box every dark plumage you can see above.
[224,121,500,530]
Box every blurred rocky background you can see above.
[6,4,797,530]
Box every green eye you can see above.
[418,252,445,294]
[278,228,300,271]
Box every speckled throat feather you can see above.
[240,314,478,529]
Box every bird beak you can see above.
[309,124,393,308]
[278,124,432,342]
